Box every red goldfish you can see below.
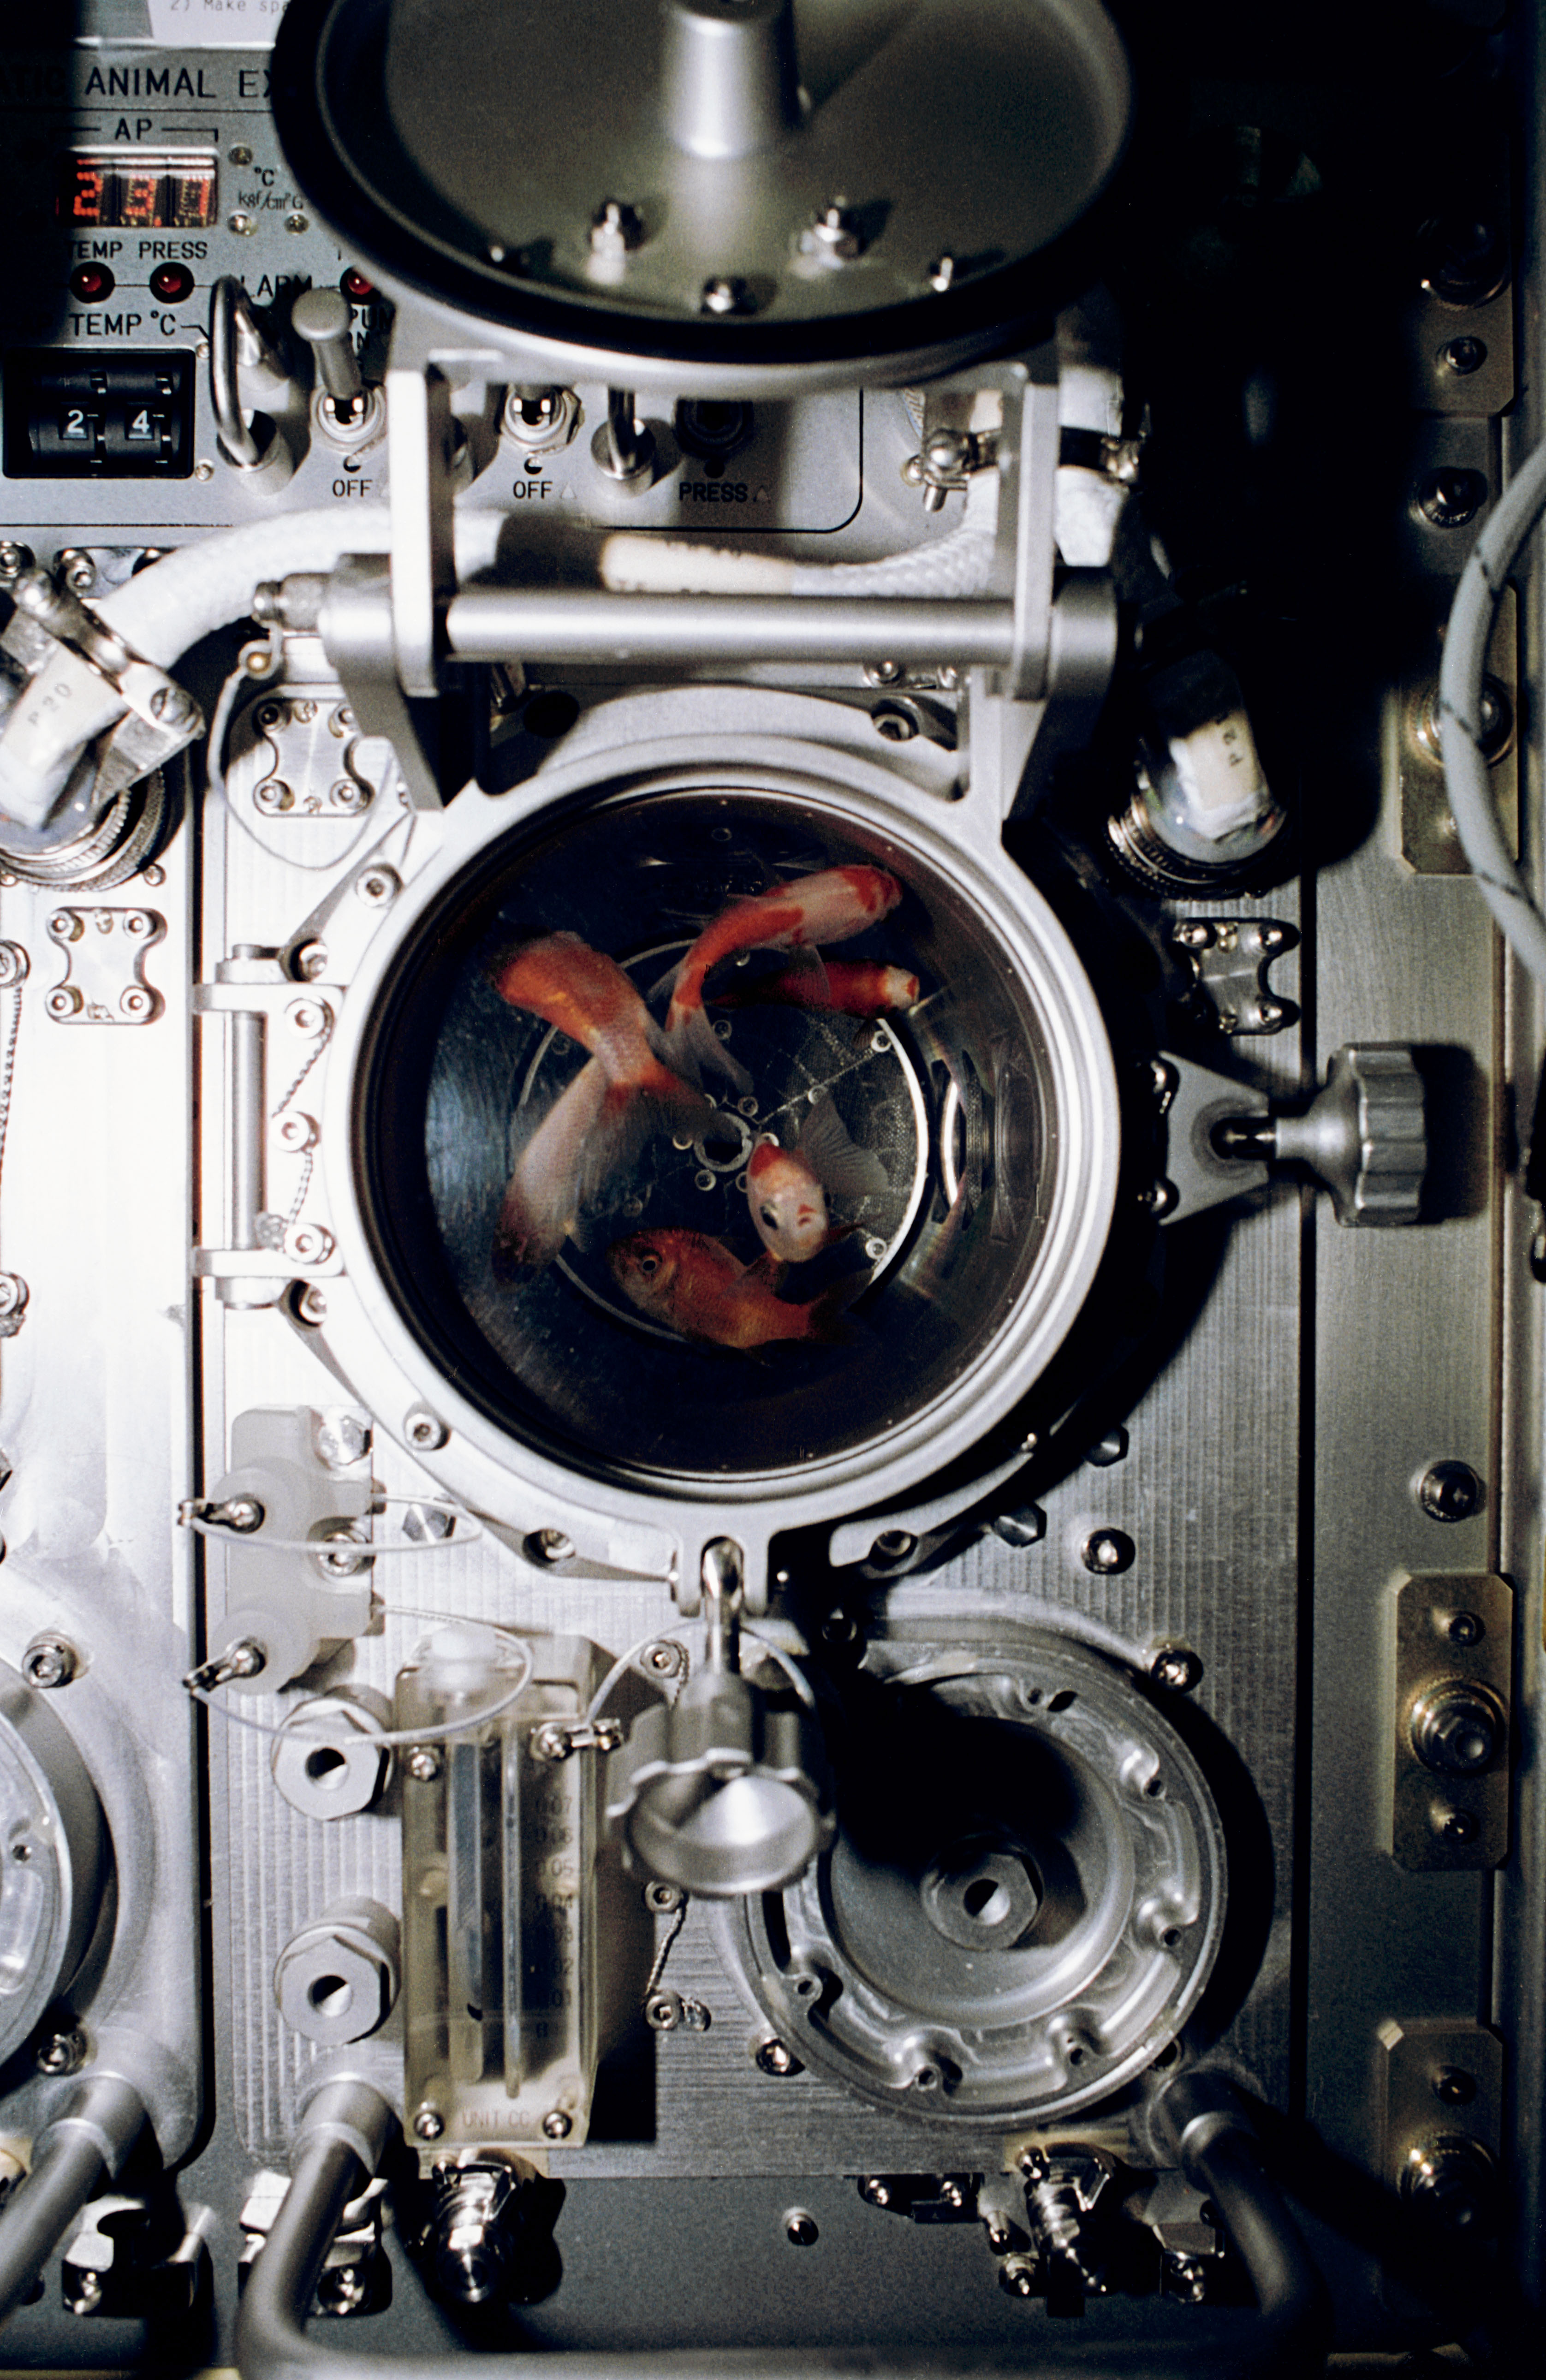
[607,1229,851,1350]
[711,959,919,1017]
[657,866,903,1092]
[490,933,710,1273]
[746,1094,887,1263]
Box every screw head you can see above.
[356,868,398,906]
[1150,1643,1204,1694]
[534,1528,575,1565]
[1435,1806,1479,1845]
[860,2176,892,2207]
[590,197,644,254]
[255,779,295,814]
[21,1635,78,1690]
[1435,2065,1478,2107]
[644,1880,683,1913]
[35,2024,87,2076]
[642,1641,683,1677]
[407,1746,443,1783]
[542,2109,573,2140]
[405,1408,449,1451]
[292,941,328,982]
[646,1991,683,2031]
[297,1284,329,1325]
[1418,1462,1483,1522]
[66,2267,104,2315]
[785,2211,820,2246]
[1411,1682,1505,1776]
[1165,2253,1208,2303]
[755,2037,798,2077]
[1447,1611,1485,1647]
[1082,1528,1135,1576]
[413,2105,446,2141]
[1442,336,1487,376]
[701,275,756,316]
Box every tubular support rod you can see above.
[229,1008,266,1254]
[236,2083,1329,2380]
[445,590,1016,669]
[0,2072,147,2324]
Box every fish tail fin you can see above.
[797,1093,888,1200]
[656,996,753,1096]
[492,1058,609,1277]
[648,955,687,1008]
[582,1064,713,1202]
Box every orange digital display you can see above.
[59,152,218,232]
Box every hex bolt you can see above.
[755,2038,798,2077]
[407,1745,443,1783]
[404,1408,449,1451]
[35,2024,87,2077]
[1416,468,1487,529]
[785,2212,820,2247]
[872,700,919,743]
[1082,1529,1135,1576]
[21,1635,79,1689]
[65,2267,104,2315]
[1150,1643,1204,1693]
[413,2105,446,2142]
[1418,1461,1483,1522]
[591,198,644,254]
[542,2110,573,2140]
[292,941,328,982]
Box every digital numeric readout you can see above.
[60,152,217,232]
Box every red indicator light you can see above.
[69,262,116,303]
[149,262,195,303]
[341,268,375,300]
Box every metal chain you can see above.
[0,952,29,1188]
[270,1003,333,1120]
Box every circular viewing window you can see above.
[357,786,1112,1486]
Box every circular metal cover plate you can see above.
[273,0,1132,381]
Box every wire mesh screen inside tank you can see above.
[359,789,1072,1481]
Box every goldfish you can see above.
[710,958,920,1016]
[746,1094,888,1263]
[490,932,710,1272]
[656,866,903,1092]
[607,1228,853,1350]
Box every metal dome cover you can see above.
[273,0,1133,383]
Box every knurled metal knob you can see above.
[1409,1679,1506,1776]
[1272,1044,1426,1225]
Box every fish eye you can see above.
[638,1252,660,1277]
[759,1208,779,1229]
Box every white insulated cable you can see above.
[597,465,1000,600]
[1439,434,1546,989]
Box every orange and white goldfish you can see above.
[746,1094,887,1263]
[607,1228,851,1350]
[710,958,919,1017]
[657,866,903,1092]
[490,932,710,1273]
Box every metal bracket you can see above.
[0,572,202,835]
[1172,918,1297,1036]
[1377,2018,1503,2237]
[62,2195,209,2320]
[1390,1572,1511,1870]
[198,1405,376,1690]
[319,554,445,813]
[44,904,164,1025]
